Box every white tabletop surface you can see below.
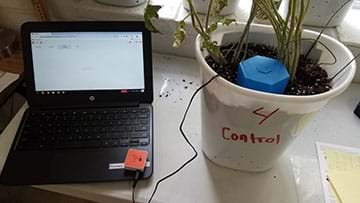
[1,53,360,203]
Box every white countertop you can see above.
[1,53,360,203]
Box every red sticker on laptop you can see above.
[124,149,148,172]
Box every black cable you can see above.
[132,171,141,203]
[132,184,136,203]
[147,74,220,203]
[330,52,360,81]
[304,0,352,59]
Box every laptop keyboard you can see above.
[16,107,151,151]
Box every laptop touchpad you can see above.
[49,151,108,182]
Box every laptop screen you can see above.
[30,32,145,95]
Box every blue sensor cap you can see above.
[236,55,289,94]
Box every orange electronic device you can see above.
[124,149,148,172]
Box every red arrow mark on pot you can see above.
[253,107,280,125]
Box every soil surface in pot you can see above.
[205,43,331,96]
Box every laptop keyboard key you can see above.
[135,126,148,132]
[129,132,148,138]
[140,119,149,125]
[138,113,148,119]
[130,138,139,143]
[102,140,111,147]
[140,141,149,146]
[125,126,134,132]
[130,143,139,147]
[112,126,124,132]
[110,140,120,147]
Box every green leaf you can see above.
[215,0,228,12]
[201,38,224,63]
[203,40,220,55]
[208,23,218,33]
[179,20,186,28]
[144,4,162,33]
[173,21,186,48]
[144,5,161,18]
[222,18,236,26]
[209,42,221,54]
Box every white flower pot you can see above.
[302,0,354,27]
[182,0,241,15]
[195,23,356,172]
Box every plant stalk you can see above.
[205,0,214,30]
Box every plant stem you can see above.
[230,1,257,64]
[255,0,283,52]
[241,30,250,62]
[205,0,214,31]
[289,0,310,80]
[182,13,191,21]
[269,0,285,25]
[187,0,206,34]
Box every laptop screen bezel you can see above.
[21,21,153,107]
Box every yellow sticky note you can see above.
[325,148,360,203]
[328,169,360,203]
[325,148,360,172]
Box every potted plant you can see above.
[144,0,356,172]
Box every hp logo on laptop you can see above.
[89,96,95,101]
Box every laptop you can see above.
[0,21,154,185]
